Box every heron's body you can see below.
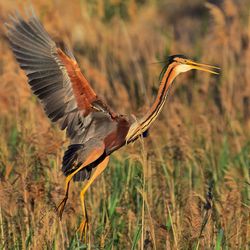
[5,10,219,240]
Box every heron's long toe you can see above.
[56,196,68,219]
[78,218,88,241]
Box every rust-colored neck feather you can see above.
[126,62,179,143]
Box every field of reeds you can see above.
[0,0,249,249]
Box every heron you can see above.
[5,10,219,239]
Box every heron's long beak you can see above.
[187,60,220,74]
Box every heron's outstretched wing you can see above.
[5,10,114,140]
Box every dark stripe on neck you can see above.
[140,66,175,129]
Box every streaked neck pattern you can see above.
[126,62,178,143]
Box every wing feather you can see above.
[5,10,110,139]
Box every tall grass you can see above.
[0,0,249,249]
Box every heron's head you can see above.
[168,54,219,75]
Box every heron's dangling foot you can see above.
[77,156,110,241]
[56,196,68,219]
[56,176,71,219]
[78,189,89,241]
[77,215,89,241]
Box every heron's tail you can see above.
[62,144,92,181]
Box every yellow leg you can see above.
[78,156,110,241]
[56,146,105,219]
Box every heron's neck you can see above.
[126,63,178,143]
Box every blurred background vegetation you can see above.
[0,0,249,249]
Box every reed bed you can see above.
[0,0,249,249]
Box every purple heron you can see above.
[5,10,219,239]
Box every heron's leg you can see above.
[56,146,105,219]
[78,156,110,240]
